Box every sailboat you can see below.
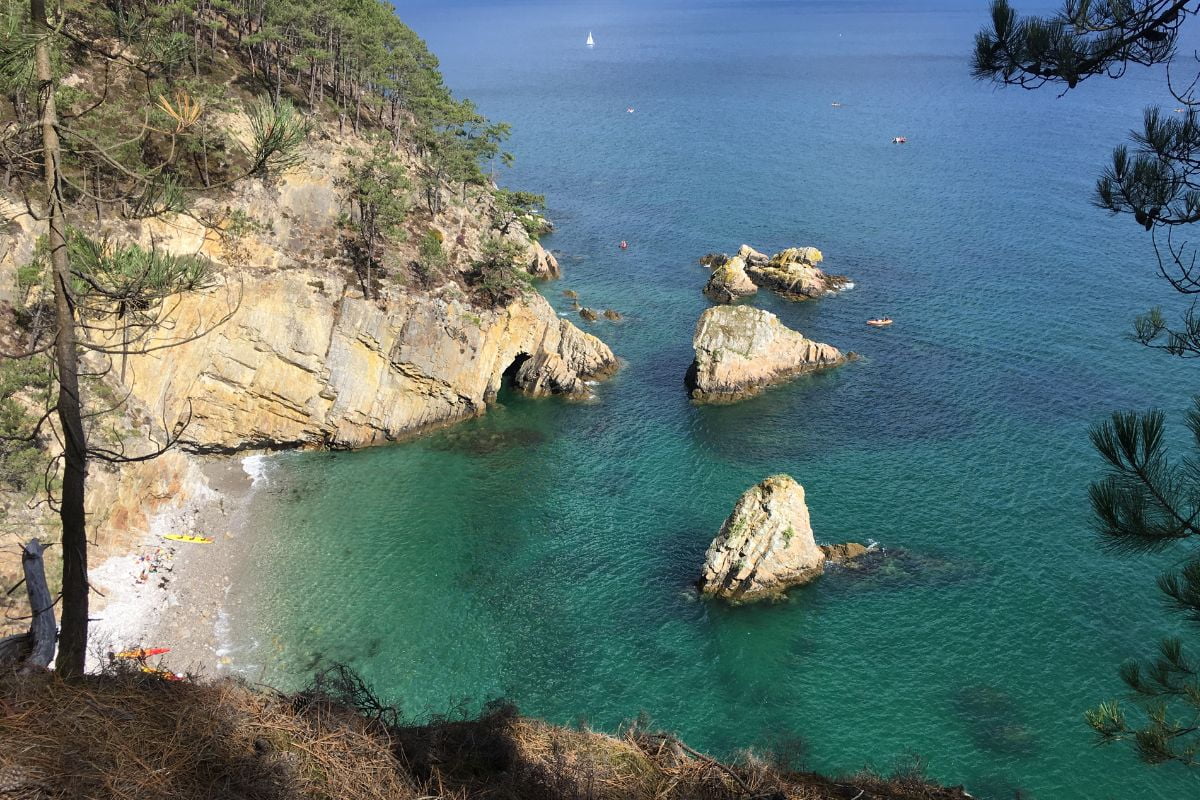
[586,31,595,47]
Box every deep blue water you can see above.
[226,2,1200,797]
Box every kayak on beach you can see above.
[161,534,213,544]
[139,665,183,681]
[116,647,171,660]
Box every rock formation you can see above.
[511,352,589,398]
[698,244,849,302]
[527,241,560,279]
[108,272,616,451]
[736,243,769,267]
[702,255,758,304]
[686,305,848,402]
[744,246,850,300]
[579,307,600,322]
[698,475,826,602]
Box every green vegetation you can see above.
[338,143,411,298]
[973,0,1200,766]
[415,228,448,287]
[0,356,50,496]
[466,237,532,307]
[492,188,548,239]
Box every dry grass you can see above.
[0,667,971,800]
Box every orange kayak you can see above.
[117,647,171,660]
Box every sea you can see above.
[220,1,1200,796]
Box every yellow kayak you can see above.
[161,534,213,544]
[140,665,182,681]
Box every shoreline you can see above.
[87,456,267,676]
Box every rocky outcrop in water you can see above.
[699,475,826,602]
[702,255,758,304]
[686,305,847,403]
[698,244,849,302]
[745,246,850,300]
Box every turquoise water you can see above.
[227,1,1200,796]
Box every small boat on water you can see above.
[892,136,907,144]
[586,31,594,47]
[867,318,893,327]
[831,102,843,107]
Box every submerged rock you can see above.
[703,255,758,304]
[686,305,848,403]
[745,246,849,300]
[563,289,579,299]
[698,475,826,602]
[603,309,622,321]
[432,426,547,456]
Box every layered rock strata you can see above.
[698,475,826,602]
[686,305,847,403]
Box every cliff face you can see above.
[123,270,614,452]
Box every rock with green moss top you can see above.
[699,475,826,602]
[702,255,758,304]
[686,305,847,403]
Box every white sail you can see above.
[586,31,594,47]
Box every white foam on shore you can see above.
[242,454,274,486]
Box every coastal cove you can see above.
[89,1,1200,799]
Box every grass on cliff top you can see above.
[0,665,970,800]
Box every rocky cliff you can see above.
[686,305,847,403]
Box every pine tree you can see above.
[974,0,1200,765]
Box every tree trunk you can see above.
[0,539,57,670]
[33,0,89,679]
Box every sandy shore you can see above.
[87,456,267,676]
